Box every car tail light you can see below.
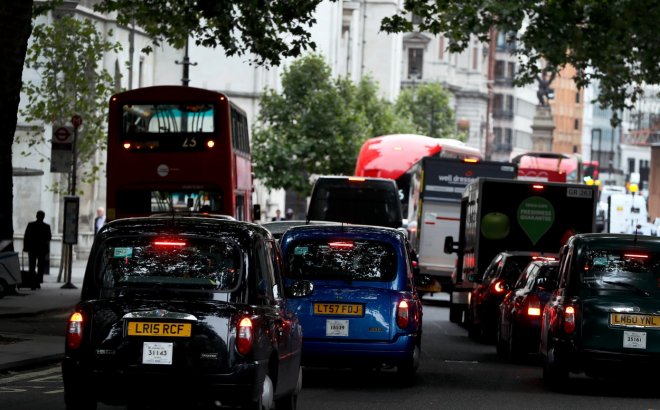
[397,300,410,329]
[492,279,507,294]
[525,294,542,317]
[66,311,84,350]
[563,306,576,334]
[236,317,253,356]
[328,241,354,249]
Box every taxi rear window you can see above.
[98,236,242,292]
[579,247,660,294]
[285,239,396,281]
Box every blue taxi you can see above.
[280,224,423,381]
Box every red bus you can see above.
[510,151,583,183]
[354,134,482,215]
[106,85,255,221]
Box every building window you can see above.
[138,57,144,88]
[574,119,580,130]
[575,91,581,103]
[472,47,478,70]
[628,158,635,173]
[411,13,423,25]
[408,48,424,79]
[494,60,505,78]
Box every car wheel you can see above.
[508,322,523,362]
[495,317,508,358]
[397,344,420,386]
[542,345,568,391]
[64,389,97,410]
[275,367,301,410]
[0,279,7,298]
[449,304,463,324]
[244,374,274,410]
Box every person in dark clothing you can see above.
[23,210,52,290]
[94,206,106,235]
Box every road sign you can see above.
[53,126,74,144]
[71,115,83,128]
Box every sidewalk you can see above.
[0,258,86,372]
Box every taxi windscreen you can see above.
[285,239,396,281]
[579,247,660,294]
[98,236,242,291]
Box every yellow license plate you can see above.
[610,314,660,328]
[127,322,192,337]
[314,303,363,316]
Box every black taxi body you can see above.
[62,217,302,409]
[541,233,660,389]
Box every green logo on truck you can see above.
[518,196,555,245]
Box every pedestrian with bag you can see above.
[23,210,51,290]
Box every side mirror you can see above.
[286,280,314,298]
[253,204,261,222]
[444,236,455,254]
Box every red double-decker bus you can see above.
[510,151,583,183]
[106,85,254,221]
[354,134,482,215]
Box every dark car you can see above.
[541,233,660,389]
[497,259,560,360]
[468,251,558,341]
[280,224,422,382]
[62,217,303,410]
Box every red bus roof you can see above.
[354,134,481,180]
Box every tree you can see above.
[0,0,328,247]
[20,15,121,194]
[252,54,413,196]
[395,83,455,139]
[381,0,660,117]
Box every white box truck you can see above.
[405,158,518,294]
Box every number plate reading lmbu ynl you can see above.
[313,303,363,316]
[610,314,660,328]
[127,322,192,337]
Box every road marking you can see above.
[0,386,28,393]
[0,366,60,385]
[444,360,479,364]
[44,389,64,394]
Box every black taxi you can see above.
[541,233,660,389]
[62,217,302,409]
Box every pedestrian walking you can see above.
[23,210,52,290]
[94,206,106,234]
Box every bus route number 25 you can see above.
[183,137,197,148]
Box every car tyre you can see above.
[397,344,420,386]
[244,374,274,410]
[64,390,97,410]
[449,304,462,324]
[275,367,302,410]
[495,317,508,358]
[542,345,568,391]
[508,322,523,362]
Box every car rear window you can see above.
[98,236,242,292]
[285,239,397,281]
[579,247,660,294]
[501,255,534,282]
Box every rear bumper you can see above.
[301,334,417,368]
[553,341,660,376]
[62,357,266,406]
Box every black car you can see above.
[541,233,660,389]
[497,259,559,360]
[62,217,303,410]
[468,251,558,341]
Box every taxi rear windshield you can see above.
[579,247,660,294]
[285,239,396,281]
[98,236,242,292]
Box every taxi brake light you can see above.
[206,140,216,148]
[236,317,253,356]
[493,279,507,294]
[563,306,576,334]
[397,300,410,329]
[154,240,187,247]
[123,142,131,150]
[624,253,648,259]
[525,294,542,317]
[463,158,479,163]
[532,184,545,190]
[329,241,354,249]
[66,311,84,350]
[348,177,366,182]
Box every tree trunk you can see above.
[0,2,34,249]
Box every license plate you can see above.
[610,314,660,328]
[326,319,349,337]
[313,303,363,316]
[142,342,173,365]
[127,322,192,337]
[623,331,646,349]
